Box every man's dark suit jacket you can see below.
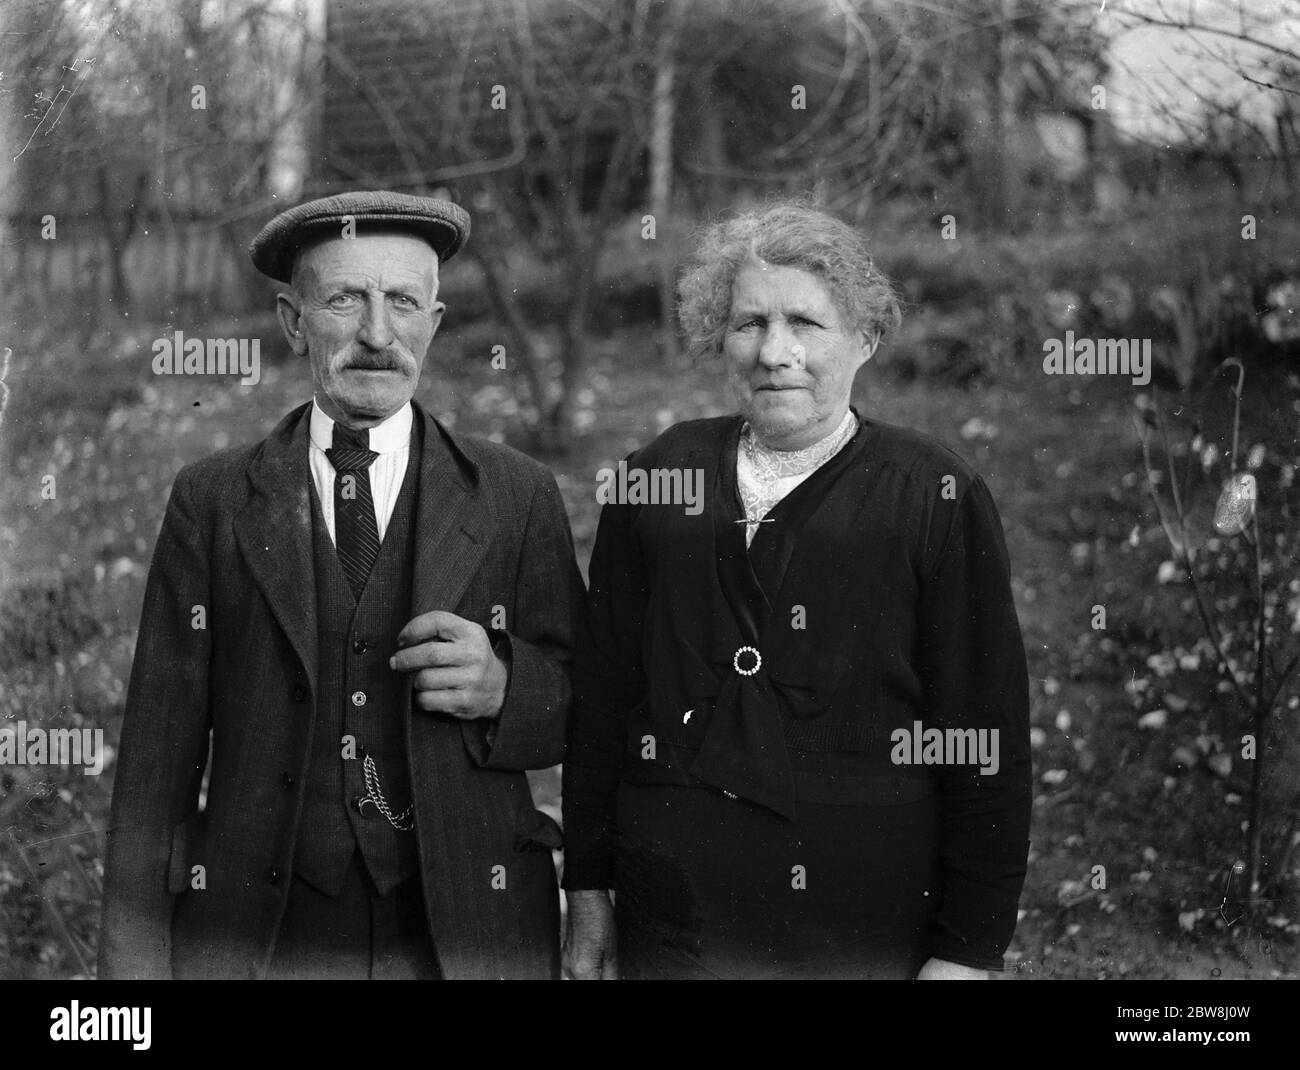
[99,400,583,979]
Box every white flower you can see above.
[1147,652,1176,677]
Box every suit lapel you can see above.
[229,401,492,706]
[409,405,492,617]
[405,406,494,856]
[233,402,319,695]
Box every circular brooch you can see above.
[733,645,762,676]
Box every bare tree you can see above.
[314,0,1112,449]
[1112,0,1300,199]
[4,0,324,321]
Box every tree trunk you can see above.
[467,241,554,445]
[94,165,148,315]
[1276,106,1295,200]
[540,250,598,457]
[650,0,685,361]
[982,0,1015,225]
[697,66,727,212]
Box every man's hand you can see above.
[917,956,989,980]
[562,889,618,980]
[391,610,508,720]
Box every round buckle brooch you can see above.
[733,645,762,677]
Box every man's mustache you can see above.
[343,349,406,370]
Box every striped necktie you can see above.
[326,424,380,600]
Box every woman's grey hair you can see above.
[676,198,903,359]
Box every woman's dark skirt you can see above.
[613,781,943,979]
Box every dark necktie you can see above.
[326,424,380,600]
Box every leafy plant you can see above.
[1134,359,1300,910]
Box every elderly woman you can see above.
[561,200,1031,980]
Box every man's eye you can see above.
[327,293,358,308]
[391,295,417,308]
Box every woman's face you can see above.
[722,259,876,450]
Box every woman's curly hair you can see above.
[677,198,903,359]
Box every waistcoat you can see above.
[293,422,421,896]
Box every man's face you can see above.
[278,231,444,427]
[722,259,875,450]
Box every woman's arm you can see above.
[561,497,649,978]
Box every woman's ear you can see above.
[862,329,881,363]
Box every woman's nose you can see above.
[757,323,794,367]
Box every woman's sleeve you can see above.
[916,473,1033,971]
[561,499,650,890]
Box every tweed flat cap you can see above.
[249,190,471,281]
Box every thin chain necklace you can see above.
[737,410,857,541]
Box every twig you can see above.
[1267,646,1300,712]
[1134,413,1252,710]
[1247,507,1268,896]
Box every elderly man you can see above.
[562,200,1031,980]
[99,191,582,979]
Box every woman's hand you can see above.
[563,890,618,979]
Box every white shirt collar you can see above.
[309,398,413,453]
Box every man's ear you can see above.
[428,300,446,339]
[276,290,309,356]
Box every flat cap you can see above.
[249,190,471,282]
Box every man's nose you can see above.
[357,294,395,349]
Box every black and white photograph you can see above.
[0,0,1297,1041]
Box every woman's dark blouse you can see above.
[562,412,1032,973]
